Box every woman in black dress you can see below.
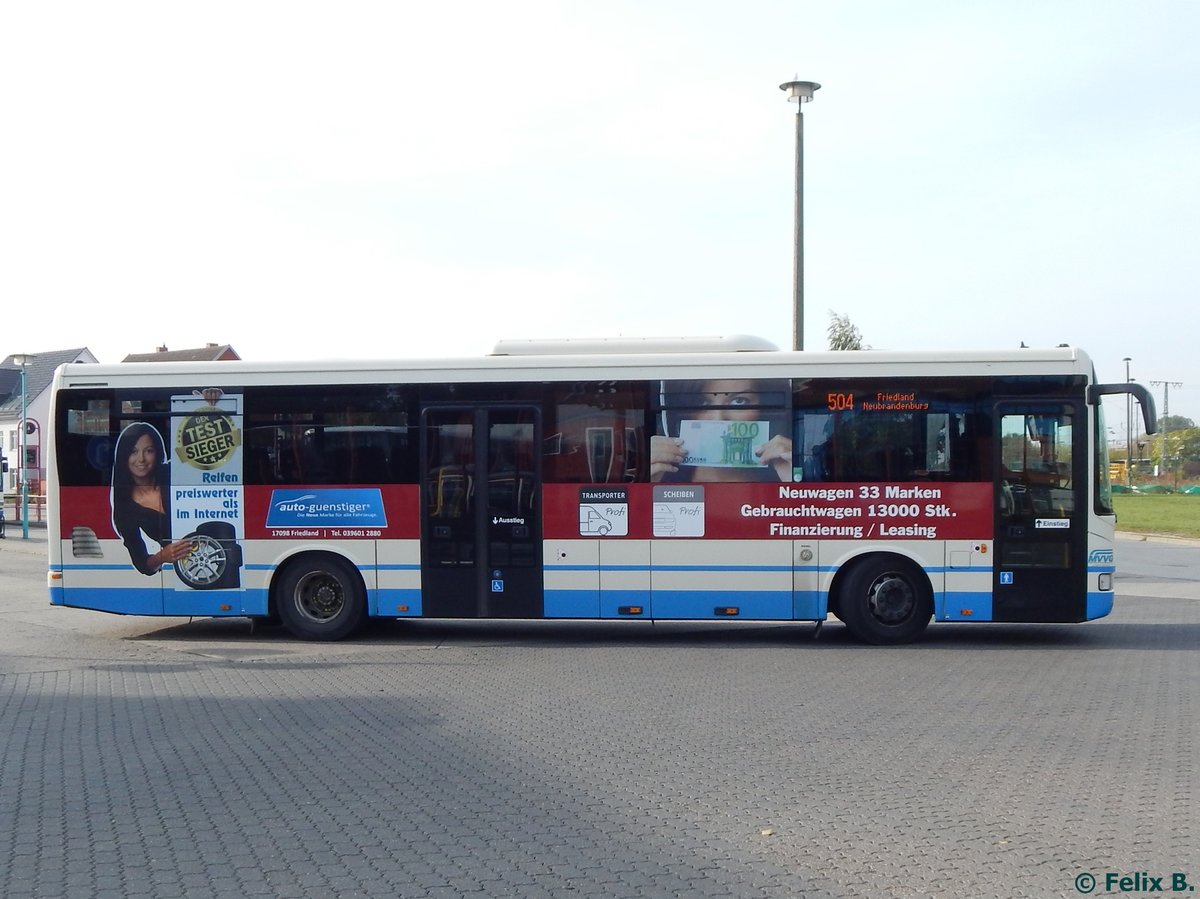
[110,422,194,575]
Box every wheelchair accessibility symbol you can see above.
[999,571,1014,585]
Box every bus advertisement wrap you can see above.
[169,390,244,590]
[542,482,992,541]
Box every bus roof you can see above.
[53,343,1091,390]
[490,335,779,355]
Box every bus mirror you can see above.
[1087,383,1158,435]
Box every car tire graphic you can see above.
[174,522,243,589]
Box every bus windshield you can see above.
[1095,402,1114,515]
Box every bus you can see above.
[46,337,1156,644]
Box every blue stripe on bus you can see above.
[54,586,270,617]
[164,589,260,617]
[546,590,822,621]
[55,587,163,615]
[793,591,822,619]
[1086,591,1114,619]
[374,588,423,617]
[240,589,269,616]
[600,590,652,618]
[938,591,994,621]
[59,563,147,571]
[653,565,797,573]
[544,565,998,578]
[546,564,798,573]
[544,590,600,618]
[548,565,650,572]
[244,563,421,572]
[653,590,794,620]
[550,564,803,572]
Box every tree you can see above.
[827,311,869,351]
[1173,428,1200,464]
[1151,418,1198,472]
[1159,415,1194,432]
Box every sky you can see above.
[2,1,1198,432]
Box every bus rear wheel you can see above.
[275,556,366,641]
[836,556,932,645]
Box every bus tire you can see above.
[274,555,366,641]
[836,555,932,645]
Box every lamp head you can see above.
[780,80,821,103]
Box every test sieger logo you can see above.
[175,410,240,470]
[1074,871,1195,894]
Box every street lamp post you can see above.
[1150,380,1183,482]
[11,353,33,539]
[780,78,820,352]
[1123,357,1132,487]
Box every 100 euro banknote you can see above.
[678,419,770,467]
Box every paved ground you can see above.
[1,530,1196,898]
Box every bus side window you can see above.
[794,413,833,482]
[793,394,985,484]
[543,382,646,483]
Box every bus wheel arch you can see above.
[832,552,933,645]
[271,551,367,641]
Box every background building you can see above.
[2,343,239,520]
[2,348,98,504]
[121,343,240,363]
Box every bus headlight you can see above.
[1098,573,1113,592]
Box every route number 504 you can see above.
[827,392,855,411]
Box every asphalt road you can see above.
[1,532,1196,898]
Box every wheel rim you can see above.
[176,535,226,586]
[293,571,346,623]
[865,571,917,625]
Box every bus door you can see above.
[993,401,1087,622]
[420,406,543,618]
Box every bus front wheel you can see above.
[275,555,366,641]
[836,556,932,645]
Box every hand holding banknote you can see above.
[650,428,792,482]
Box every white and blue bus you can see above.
[46,337,1154,644]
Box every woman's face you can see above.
[127,433,158,483]
[694,380,762,421]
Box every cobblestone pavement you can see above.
[1,534,1196,898]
